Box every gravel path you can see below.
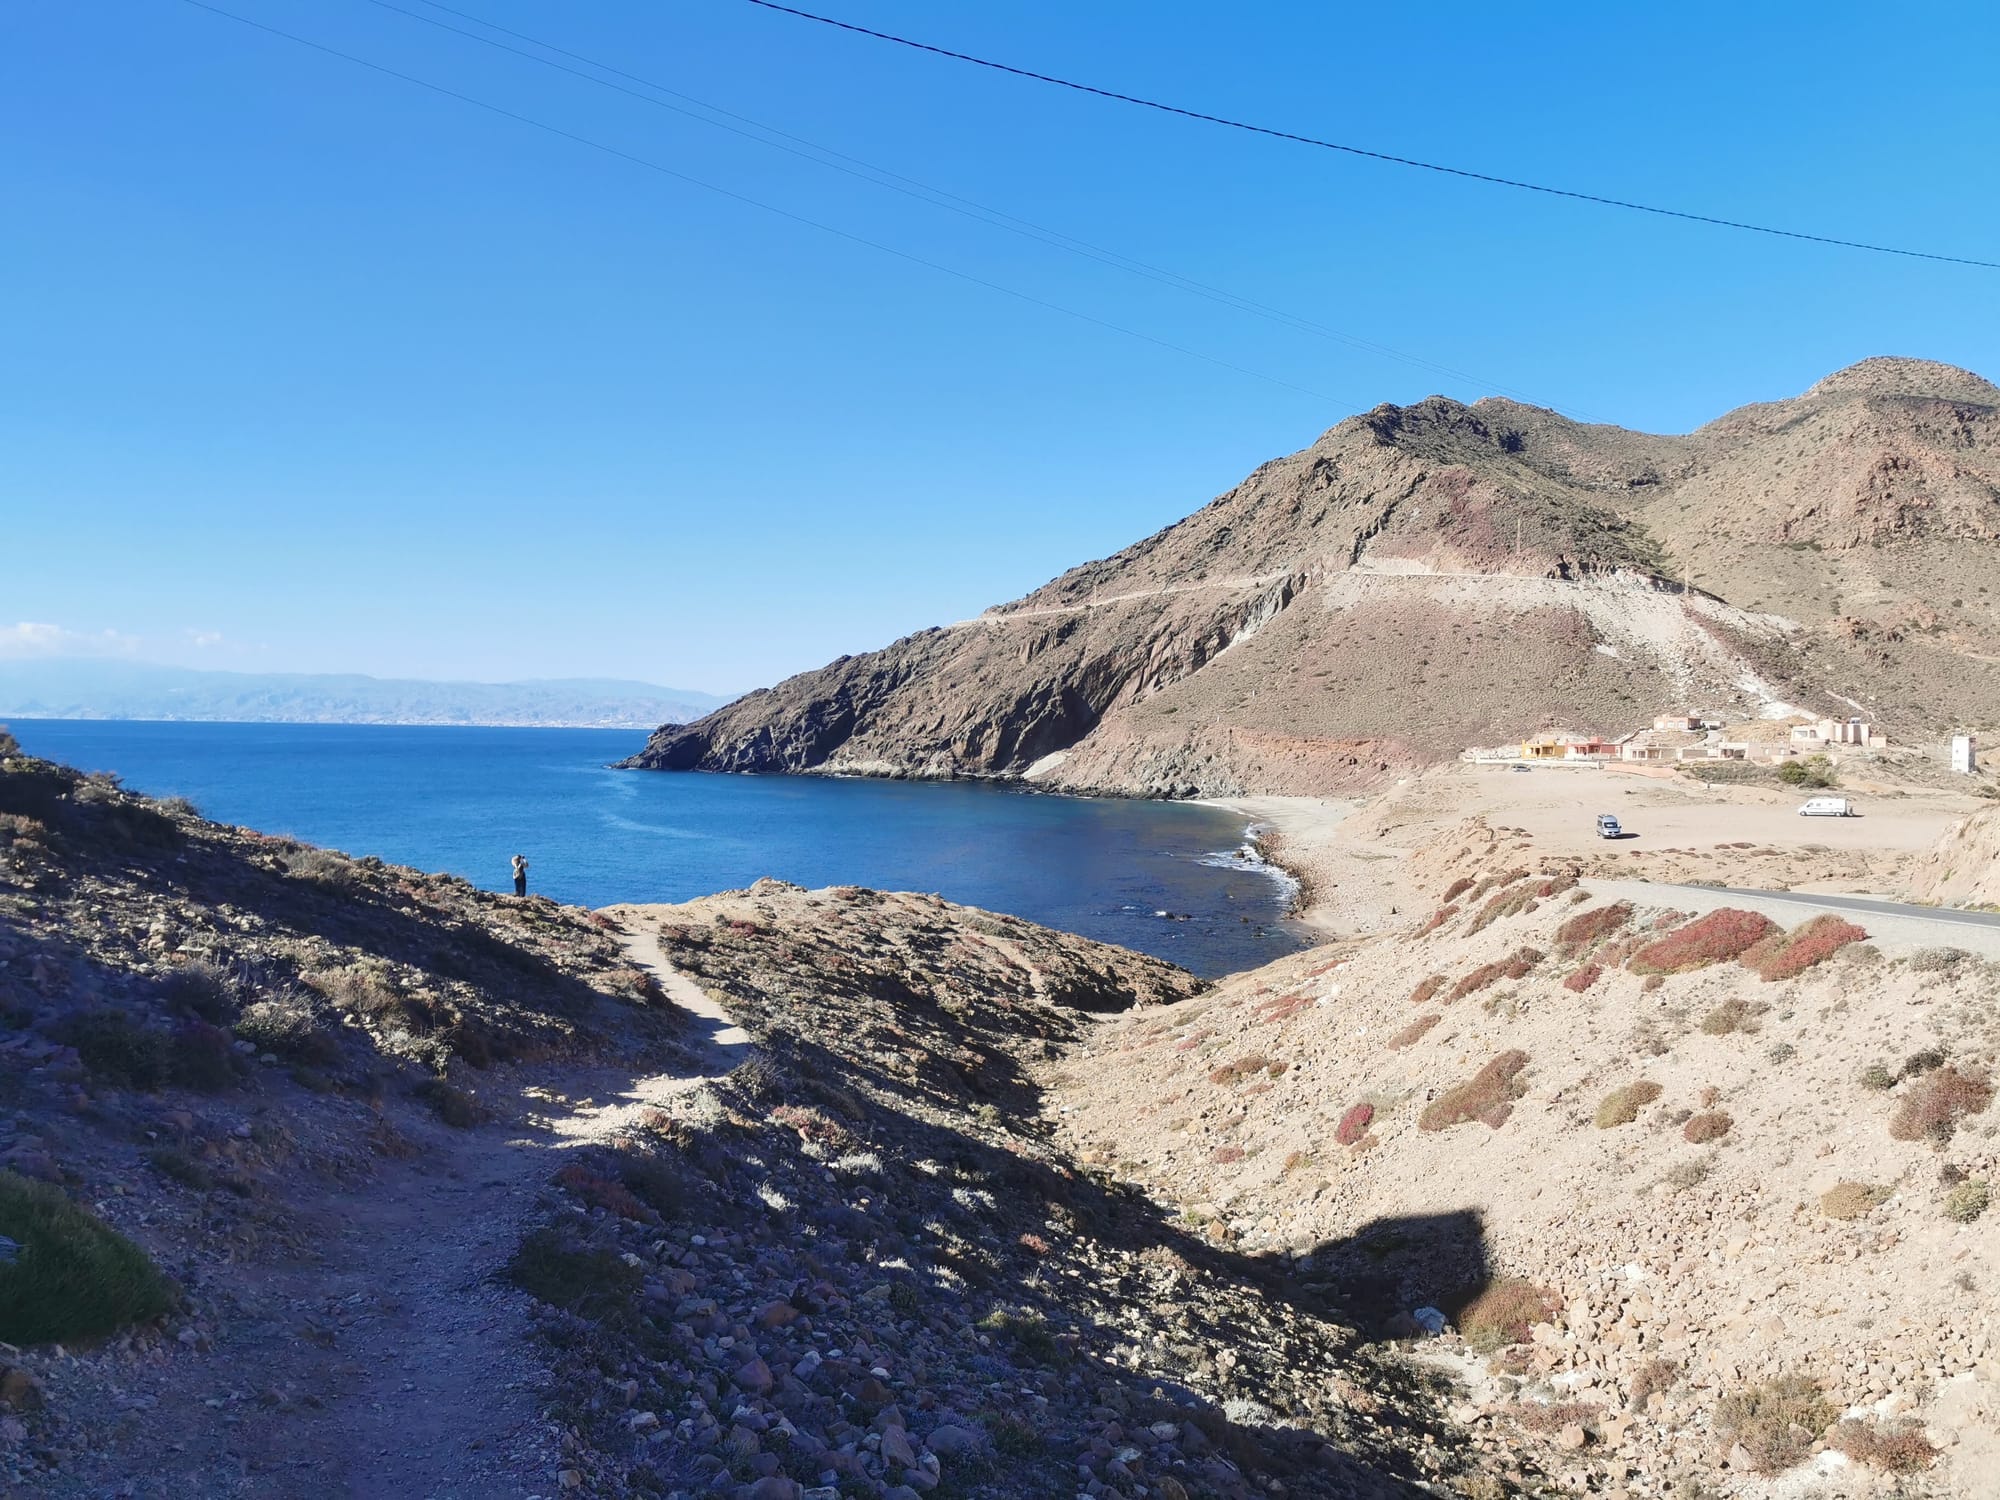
[47,928,747,1499]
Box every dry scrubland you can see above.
[0,739,693,1492]
[1059,856,2000,1495]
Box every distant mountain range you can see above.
[628,357,2000,795]
[0,660,731,729]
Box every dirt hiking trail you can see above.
[40,929,745,1500]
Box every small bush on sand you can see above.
[1714,1374,1835,1473]
[1410,974,1446,1007]
[1420,1050,1529,1131]
[1208,1054,1281,1086]
[1448,947,1542,1002]
[1889,1064,1993,1145]
[1555,902,1632,956]
[1594,1081,1663,1129]
[1628,909,1777,975]
[1699,998,1760,1036]
[1458,1278,1557,1352]
[1336,1103,1374,1146]
[1563,963,1603,993]
[168,1020,244,1093]
[1830,1417,1937,1472]
[1908,947,1968,974]
[1441,876,1475,903]
[1683,1111,1733,1144]
[1861,1062,1896,1091]
[1467,880,1539,934]
[1418,903,1460,936]
[1641,974,1664,992]
[1944,1179,1989,1223]
[1820,1181,1889,1220]
[1901,1047,1946,1078]
[0,1171,175,1345]
[1387,1013,1441,1050]
[977,1308,1067,1368]
[285,846,361,887]
[1746,915,1866,981]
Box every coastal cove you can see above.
[6,719,1309,976]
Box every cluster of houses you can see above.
[1472,713,1897,768]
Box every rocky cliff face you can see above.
[628,359,2000,796]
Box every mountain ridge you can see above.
[0,659,732,729]
[627,359,2000,795]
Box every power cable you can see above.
[365,0,1585,415]
[170,0,1364,409]
[739,0,2000,273]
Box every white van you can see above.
[1797,796,1854,818]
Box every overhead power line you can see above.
[363,0,1585,416]
[739,0,2000,273]
[171,0,1362,408]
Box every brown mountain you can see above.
[627,357,2000,796]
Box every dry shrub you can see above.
[1628,908,1777,975]
[1641,974,1665,993]
[1627,1357,1679,1410]
[1418,903,1460,936]
[1410,974,1446,1007]
[1387,1013,1441,1050]
[1714,1374,1835,1473]
[1594,1081,1663,1129]
[1441,876,1475,903]
[1420,1050,1529,1131]
[415,1078,485,1129]
[1467,880,1538,934]
[1889,1064,1993,1145]
[1335,1103,1374,1146]
[1210,1145,1246,1166]
[1745,914,1866,981]
[1830,1417,1937,1472]
[601,966,664,1003]
[1555,902,1631,956]
[1563,963,1602,993]
[1448,947,1542,1002]
[1699,998,1760,1036]
[1682,1110,1733,1144]
[1820,1181,1889,1220]
[1208,1054,1279,1086]
[1458,1278,1557,1352]
[553,1163,654,1223]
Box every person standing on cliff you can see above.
[511,853,529,898]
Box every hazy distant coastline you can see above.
[0,659,729,730]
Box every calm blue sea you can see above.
[6,720,1307,976]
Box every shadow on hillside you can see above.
[706,1028,1506,1498]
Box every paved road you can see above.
[1581,877,2000,959]
[1704,886,2000,929]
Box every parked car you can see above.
[1797,796,1854,817]
[1595,813,1623,838]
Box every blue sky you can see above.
[5,1,1996,694]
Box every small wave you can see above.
[1197,838,1300,896]
[598,812,717,840]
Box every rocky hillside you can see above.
[1057,862,1999,1493]
[628,358,2000,797]
[1909,803,2000,908]
[0,741,1534,1497]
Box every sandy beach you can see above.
[1208,760,1984,936]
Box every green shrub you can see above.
[976,1308,1066,1368]
[1944,1179,1989,1223]
[1777,756,1836,789]
[1861,1062,1895,1091]
[0,1171,175,1345]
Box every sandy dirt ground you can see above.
[1214,763,1987,936]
